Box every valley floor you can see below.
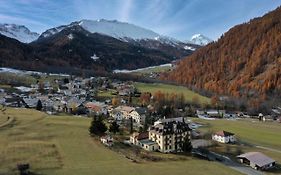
[0,108,240,175]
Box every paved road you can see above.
[222,157,263,175]
[255,145,281,154]
[193,149,263,175]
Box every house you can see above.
[130,118,191,153]
[100,135,114,147]
[130,107,147,124]
[112,106,135,120]
[86,101,108,116]
[224,112,238,118]
[23,98,39,108]
[120,106,135,119]
[154,117,184,126]
[15,86,33,93]
[258,113,264,121]
[130,132,158,151]
[138,139,159,151]
[212,130,236,143]
[130,132,149,145]
[52,100,65,112]
[262,115,274,122]
[0,97,5,105]
[196,110,205,116]
[206,110,225,118]
[4,97,23,107]
[110,109,123,123]
[237,152,276,170]
[66,98,86,114]
[149,119,192,153]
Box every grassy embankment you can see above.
[0,108,240,175]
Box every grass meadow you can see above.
[134,82,210,104]
[0,108,240,175]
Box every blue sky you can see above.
[0,0,281,40]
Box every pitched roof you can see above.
[138,139,157,146]
[237,152,275,167]
[135,107,147,115]
[150,121,191,135]
[133,132,149,140]
[115,106,135,113]
[214,130,234,137]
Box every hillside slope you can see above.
[32,25,175,72]
[0,26,183,74]
[167,7,281,99]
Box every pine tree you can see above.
[109,121,119,134]
[89,115,107,136]
[130,117,133,134]
[36,100,43,111]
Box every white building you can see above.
[100,135,114,147]
[149,121,191,153]
[130,132,158,151]
[212,130,236,143]
[130,118,192,153]
[130,107,147,124]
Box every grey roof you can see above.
[138,139,157,146]
[135,107,147,115]
[237,152,275,167]
[156,117,184,124]
[150,121,191,135]
[23,98,39,107]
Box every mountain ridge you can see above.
[0,23,39,43]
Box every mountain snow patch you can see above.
[91,54,99,61]
[190,34,212,46]
[0,23,39,43]
[67,33,74,40]
[184,46,196,51]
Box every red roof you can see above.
[135,132,149,140]
[214,130,234,137]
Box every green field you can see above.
[0,108,241,175]
[192,118,281,168]
[0,72,65,88]
[134,82,210,104]
[97,89,117,98]
[131,64,173,75]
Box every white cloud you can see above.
[119,0,133,22]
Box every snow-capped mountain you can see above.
[41,19,160,40]
[190,34,212,46]
[40,19,184,46]
[0,24,39,43]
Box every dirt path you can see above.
[0,116,14,128]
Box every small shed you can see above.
[237,152,276,170]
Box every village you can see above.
[0,73,280,174]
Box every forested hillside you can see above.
[167,7,281,103]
